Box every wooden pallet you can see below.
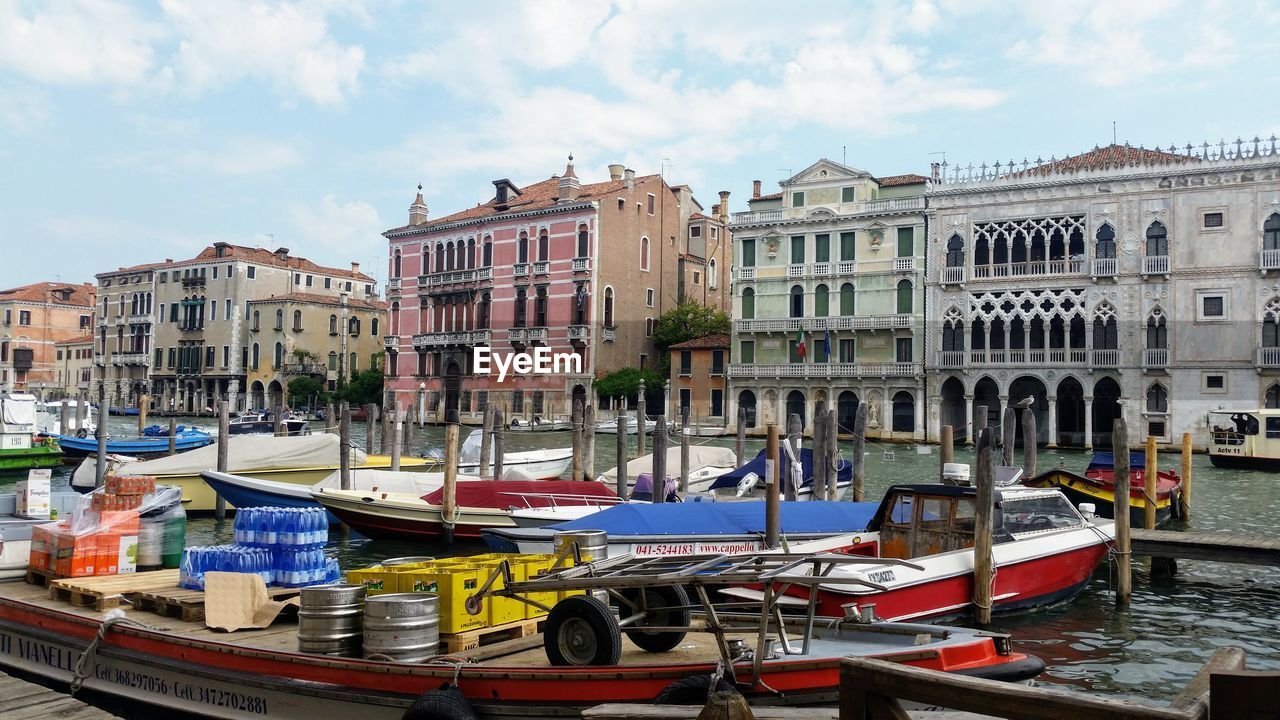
[127,585,301,622]
[24,567,59,588]
[47,569,182,612]
[440,616,545,653]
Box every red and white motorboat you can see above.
[312,479,622,540]
[733,484,1113,622]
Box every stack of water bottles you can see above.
[179,507,339,590]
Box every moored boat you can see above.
[0,393,63,471]
[1025,450,1183,527]
[35,398,96,438]
[595,415,665,435]
[598,445,739,494]
[53,427,213,459]
[706,447,852,500]
[507,415,571,432]
[228,409,310,436]
[1207,409,1280,470]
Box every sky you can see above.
[2,0,1278,290]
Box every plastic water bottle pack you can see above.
[233,507,328,550]
[179,545,273,590]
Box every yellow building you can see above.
[54,334,95,398]
[244,293,387,408]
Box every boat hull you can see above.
[1024,470,1176,527]
[199,472,341,523]
[317,493,512,539]
[0,444,62,471]
[54,434,214,459]
[1207,452,1280,471]
[0,595,1041,719]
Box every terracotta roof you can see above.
[385,172,665,235]
[689,212,711,221]
[101,244,374,281]
[56,334,95,345]
[678,253,708,264]
[0,282,95,306]
[1019,144,1196,177]
[669,333,730,350]
[247,292,387,311]
[101,260,170,275]
[877,173,929,187]
[753,192,782,202]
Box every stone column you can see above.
[1083,395,1094,450]
[914,380,926,441]
[964,394,975,444]
[1046,394,1058,448]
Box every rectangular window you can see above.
[897,227,914,257]
[247,266,256,279]
[742,239,756,267]
[841,187,855,203]
[167,347,175,368]
[169,304,178,323]
[739,341,754,364]
[815,234,830,263]
[840,232,855,261]
[222,345,230,368]
[789,340,804,363]
[1203,212,1224,228]
[210,300,217,321]
[1202,373,1226,393]
[154,347,163,366]
[645,318,654,337]
[1200,294,1226,319]
[1148,421,1167,438]
[205,346,215,368]
[294,273,301,285]
[1267,417,1280,440]
[839,339,855,363]
[158,303,165,322]
[225,299,232,320]
[692,271,700,285]
[646,289,654,307]
[711,350,724,375]
[306,275,313,287]
[679,351,692,376]
[790,235,805,264]
[710,389,724,418]
[690,225,701,238]
[679,388,691,416]
[646,193,655,214]
[896,337,913,363]
[18,311,30,326]
[791,191,804,208]
[159,273,167,284]
[324,277,331,289]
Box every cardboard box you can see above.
[97,509,141,535]
[90,493,143,512]
[51,525,97,577]
[117,535,138,574]
[16,469,51,519]
[94,531,119,576]
[27,524,52,572]
[104,475,155,495]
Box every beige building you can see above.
[244,292,387,408]
[0,282,95,396]
[54,335,95,398]
[95,243,378,412]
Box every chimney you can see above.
[408,185,429,225]
[711,203,720,216]
[275,247,290,262]
[351,261,361,275]
[608,163,624,181]
[718,190,730,224]
[623,168,635,190]
[557,155,581,203]
[930,162,941,182]
[752,180,762,199]
[493,179,518,211]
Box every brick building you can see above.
[668,333,730,430]
[0,282,95,395]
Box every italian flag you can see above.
[795,328,806,359]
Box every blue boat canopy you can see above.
[1087,450,1146,471]
[553,500,877,537]
[707,448,851,492]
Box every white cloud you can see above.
[0,82,51,133]
[288,194,384,264]
[0,0,162,86]
[105,137,305,176]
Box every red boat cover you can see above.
[1085,469,1182,496]
[422,480,619,508]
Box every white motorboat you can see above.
[228,410,310,436]
[507,415,571,432]
[594,415,667,435]
[424,429,572,479]
[35,399,96,438]
[597,445,739,494]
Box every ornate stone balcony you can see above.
[1091,257,1118,278]
[941,266,966,285]
[737,267,756,280]
[734,315,913,333]
[113,353,151,367]
[893,257,916,272]
[1256,346,1280,368]
[1261,249,1280,272]
[727,362,921,379]
[1144,348,1169,369]
[1091,348,1120,368]
[1141,255,1170,276]
[572,258,591,272]
[413,330,491,347]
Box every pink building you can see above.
[383,160,732,423]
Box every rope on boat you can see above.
[71,611,165,696]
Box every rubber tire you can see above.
[76,428,88,439]
[616,585,690,653]
[402,684,477,720]
[652,675,736,705]
[544,595,622,667]
[510,418,520,429]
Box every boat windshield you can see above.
[1000,494,1082,534]
[1210,412,1257,445]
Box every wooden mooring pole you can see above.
[1022,406,1038,479]
[679,408,690,495]
[1180,432,1192,521]
[850,403,867,501]
[825,408,838,500]
[94,384,107,488]
[339,401,351,490]
[442,418,460,544]
[492,409,505,481]
[939,424,954,483]
[1001,405,1015,466]
[583,403,596,481]
[735,406,747,466]
[58,398,69,437]
[364,403,376,455]
[380,402,391,454]
[615,408,628,499]
[651,415,667,503]
[215,400,229,521]
[324,402,335,434]
[167,417,177,456]
[813,403,828,500]
[478,407,492,478]
[1145,435,1158,531]
[1113,418,1132,605]
[571,398,584,482]
[765,424,780,548]
[390,409,403,471]
[137,394,148,434]
[636,384,647,458]
[973,425,995,625]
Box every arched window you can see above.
[708,258,717,289]
[946,234,964,267]
[942,320,965,352]
[518,232,529,264]
[738,390,757,428]
[785,391,806,429]
[1267,384,1280,409]
[329,314,337,334]
[535,287,548,326]
[446,241,456,271]
[1093,315,1118,349]
[1146,384,1168,413]
[118,295,125,315]
[145,292,152,314]
[389,302,399,336]
[131,293,139,315]
[275,309,284,330]
[483,237,493,267]
[840,283,855,316]
[814,283,829,316]
[466,238,476,270]
[273,342,284,369]
[292,309,302,331]
[371,317,379,336]
[1263,298,1280,348]
[348,317,360,336]
[435,242,444,272]
[514,288,527,327]
[789,285,804,318]
[1266,213,1280,251]
[603,287,614,326]
[538,229,550,261]
[1146,309,1167,349]
[349,352,358,372]
[252,310,260,331]
[327,351,337,370]
[891,391,914,432]
[1095,223,1116,259]
[393,250,402,278]
[896,279,913,314]
[1146,221,1168,257]
[477,293,491,329]
[741,287,755,319]
[640,236,650,271]
[577,225,589,257]
[251,343,260,369]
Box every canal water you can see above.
[10,414,1280,705]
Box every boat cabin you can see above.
[870,485,1089,560]
[1208,409,1280,469]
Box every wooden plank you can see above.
[839,657,1191,720]
[582,706,998,720]
[440,617,544,654]
[1131,530,1280,566]
[1208,671,1280,719]
[1168,647,1243,718]
[0,672,118,719]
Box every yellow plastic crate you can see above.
[509,556,557,618]
[473,559,526,626]
[345,566,392,595]
[399,564,487,634]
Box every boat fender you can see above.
[510,418,520,430]
[401,683,477,720]
[735,472,760,498]
[76,428,88,438]
[652,674,737,705]
[532,415,542,427]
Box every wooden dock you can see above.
[0,671,120,719]
[1131,529,1280,566]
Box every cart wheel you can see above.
[544,595,621,666]
[653,674,736,705]
[616,585,690,653]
